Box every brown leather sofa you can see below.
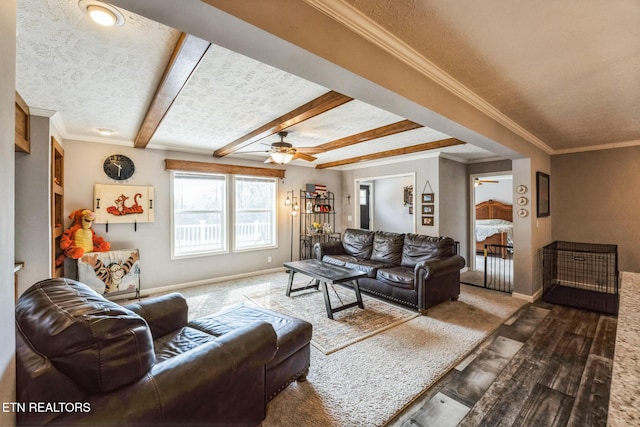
[315,229,465,313]
[15,278,311,426]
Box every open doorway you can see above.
[354,174,415,233]
[359,183,371,229]
[466,172,513,289]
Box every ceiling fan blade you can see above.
[293,152,317,162]
[296,147,321,154]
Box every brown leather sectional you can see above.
[15,278,311,426]
[315,228,465,314]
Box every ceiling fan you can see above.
[474,177,499,187]
[250,131,317,164]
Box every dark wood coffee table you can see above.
[284,259,367,319]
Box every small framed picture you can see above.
[422,216,434,226]
[421,193,434,203]
[422,204,434,215]
[536,171,550,217]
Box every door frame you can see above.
[354,172,416,232]
[468,171,512,271]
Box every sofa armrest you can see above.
[49,321,278,426]
[414,255,466,312]
[125,293,188,338]
[414,255,466,279]
[313,240,345,260]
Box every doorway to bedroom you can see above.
[464,172,514,292]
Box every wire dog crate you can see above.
[542,241,619,315]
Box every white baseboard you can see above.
[512,287,543,303]
[138,266,286,297]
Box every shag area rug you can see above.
[245,282,419,354]
[261,283,526,427]
[162,272,527,426]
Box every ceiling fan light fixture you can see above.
[79,0,125,27]
[271,151,294,164]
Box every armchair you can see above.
[15,278,278,426]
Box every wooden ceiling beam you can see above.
[212,90,353,157]
[165,159,285,178]
[315,138,465,169]
[134,33,211,149]
[299,119,422,155]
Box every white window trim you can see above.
[232,175,278,253]
[171,171,229,260]
[171,171,279,259]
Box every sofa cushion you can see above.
[15,278,155,393]
[376,266,415,289]
[401,234,456,267]
[154,326,217,362]
[345,259,390,278]
[370,231,404,264]
[342,228,374,258]
[322,254,358,266]
[190,304,312,368]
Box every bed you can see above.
[475,200,513,258]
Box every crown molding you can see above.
[29,107,57,118]
[553,139,640,155]
[303,0,554,155]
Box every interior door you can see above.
[359,185,370,229]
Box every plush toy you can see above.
[56,209,110,266]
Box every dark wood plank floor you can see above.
[386,300,616,427]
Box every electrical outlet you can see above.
[267,256,272,263]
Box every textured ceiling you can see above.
[17,0,637,169]
[343,0,640,151]
[15,0,498,168]
[16,0,180,142]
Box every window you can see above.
[172,172,227,257]
[234,176,277,250]
[360,188,368,205]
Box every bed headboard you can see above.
[476,200,513,221]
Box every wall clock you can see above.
[103,154,135,181]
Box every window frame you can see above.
[232,175,278,252]
[171,171,279,259]
[171,171,228,259]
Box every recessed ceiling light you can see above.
[78,0,125,27]
[96,128,115,136]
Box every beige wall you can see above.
[552,147,640,272]
[1,0,17,425]
[341,156,441,235]
[15,115,53,288]
[439,157,468,258]
[58,139,342,294]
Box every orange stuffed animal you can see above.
[56,209,110,266]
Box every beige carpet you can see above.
[245,283,419,354]
[161,272,527,426]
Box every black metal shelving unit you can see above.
[299,190,340,260]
